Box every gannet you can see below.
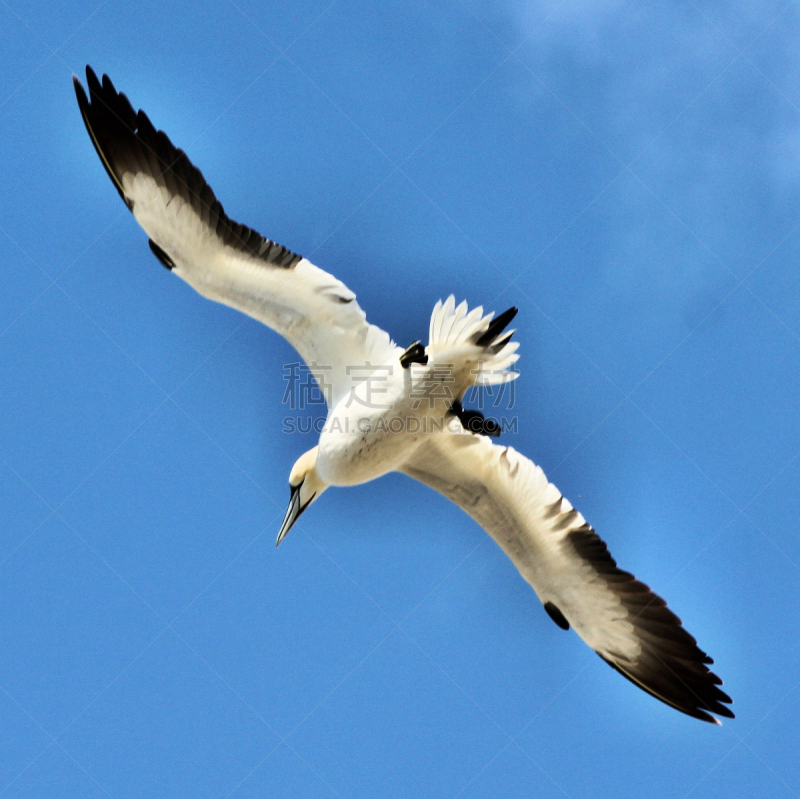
[73,66,734,724]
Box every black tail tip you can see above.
[474,306,519,347]
[73,73,86,100]
[498,306,519,327]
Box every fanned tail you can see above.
[427,295,520,387]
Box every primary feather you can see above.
[73,66,398,407]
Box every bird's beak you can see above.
[276,482,317,547]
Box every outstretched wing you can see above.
[401,429,734,724]
[73,66,398,406]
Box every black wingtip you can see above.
[84,65,103,102]
[73,73,88,109]
[597,653,734,724]
[85,64,100,88]
[74,66,304,269]
[73,65,133,209]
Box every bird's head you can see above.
[276,446,329,547]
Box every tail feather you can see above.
[474,306,518,347]
[427,295,519,388]
[487,329,515,355]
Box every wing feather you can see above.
[401,429,734,724]
[74,66,397,405]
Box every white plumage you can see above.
[74,66,733,724]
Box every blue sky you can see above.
[1,0,800,796]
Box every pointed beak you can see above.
[276,483,302,547]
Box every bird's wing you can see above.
[73,66,398,407]
[401,428,734,724]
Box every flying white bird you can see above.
[74,66,734,724]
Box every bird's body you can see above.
[318,377,430,487]
[318,298,519,485]
[73,66,734,724]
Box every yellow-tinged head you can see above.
[276,447,329,547]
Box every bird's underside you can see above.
[73,65,734,724]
